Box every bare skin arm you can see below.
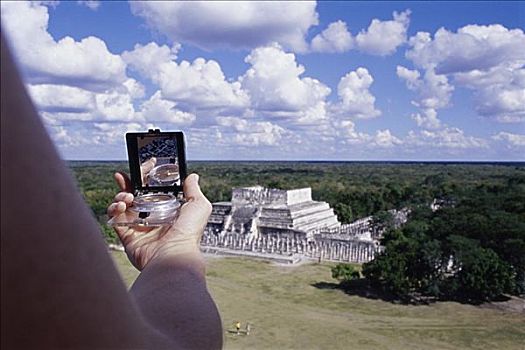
[108,172,223,350]
[1,32,222,349]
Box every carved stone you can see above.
[202,186,408,264]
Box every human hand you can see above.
[107,173,212,270]
[140,157,157,185]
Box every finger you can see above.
[174,173,212,236]
[113,192,134,204]
[107,201,126,218]
[141,157,157,175]
[114,172,132,193]
[183,173,206,201]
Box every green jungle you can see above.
[70,161,525,305]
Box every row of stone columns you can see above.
[201,230,378,263]
[305,241,376,263]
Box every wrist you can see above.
[148,245,205,275]
[153,238,201,258]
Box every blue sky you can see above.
[2,1,524,160]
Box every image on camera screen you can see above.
[138,136,180,187]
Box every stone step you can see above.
[261,201,330,219]
[259,207,338,228]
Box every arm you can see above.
[1,31,222,349]
[131,177,224,350]
[1,30,150,349]
[108,173,223,349]
[131,252,223,350]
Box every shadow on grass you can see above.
[312,279,399,303]
[226,330,250,336]
[312,279,516,306]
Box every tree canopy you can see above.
[362,177,525,303]
[69,161,525,303]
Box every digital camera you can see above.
[108,129,187,227]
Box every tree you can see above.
[501,238,525,295]
[371,210,394,238]
[363,182,523,303]
[331,264,360,286]
[362,231,444,301]
[445,235,515,302]
[334,203,353,224]
[69,161,524,302]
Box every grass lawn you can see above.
[111,251,525,350]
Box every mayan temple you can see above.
[208,186,339,239]
[201,186,408,264]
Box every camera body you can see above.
[108,129,187,227]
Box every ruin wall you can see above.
[200,227,378,264]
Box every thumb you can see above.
[114,172,133,193]
[141,157,157,175]
[183,173,206,201]
[174,173,212,236]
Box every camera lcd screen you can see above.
[126,131,187,194]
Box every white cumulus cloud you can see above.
[28,84,95,114]
[404,24,525,123]
[240,44,331,124]
[1,1,126,91]
[123,42,250,112]
[397,65,454,129]
[310,10,410,56]
[29,84,137,123]
[336,121,400,148]
[355,10,411,56]
[136,91,196,125]
[77,1,100,11]
[492,132,525,147]
[374,129,402,147]
[406,128,488,149]
[94,90,136,122]
[331,67,381,119]
[396,65,420,90]
[123,78,145,99]
[216,117,285,146]
[91,122,144,145]
[129,1,318,52]
[407,24,525,73]
[28,83,195,126]
[311,20,353,53]
[337,120,370,144]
